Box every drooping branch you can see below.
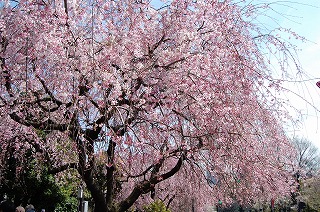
[0,36,13,97]
[36,75,65,107]
[118,154,186,212]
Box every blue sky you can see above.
[268,0,320,148]
[237,0,320,148]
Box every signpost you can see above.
[78,187,83,212]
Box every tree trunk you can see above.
[82,169,109,212]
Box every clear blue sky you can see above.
[268,0,320,149]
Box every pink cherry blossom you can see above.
[0,0,301,211]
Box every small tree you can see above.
[293,137,320,177]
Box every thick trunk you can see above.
[83,169,109,212]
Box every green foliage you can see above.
[143,200,171,212]
[35,129,48,140]
[54,197,78,212]
[0,145,78,212]
[54,170,80,212]
[24,170,64,211]
[0,164,64,211]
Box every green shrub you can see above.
[143,200,171,212]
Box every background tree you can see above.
[299,175,320,211]
[289,137,320,208]
[292,137,320,177]
[0,0,301,211]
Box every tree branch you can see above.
[48,163,78,174]
[118,154,185,211]
[9,112,68,131]
[36,75,64,106]
[154,57,185,70]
